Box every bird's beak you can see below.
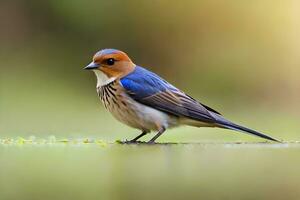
[84,62,99,70]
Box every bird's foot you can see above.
[146,140,156,144]
[120,140,146,144]
[116,139,158,145]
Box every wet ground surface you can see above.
[1,138,300,200]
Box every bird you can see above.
[84,48,279,143]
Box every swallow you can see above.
[84,49,279,143]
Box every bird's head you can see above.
[84,49,135,86]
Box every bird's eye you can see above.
[106,58,115,66]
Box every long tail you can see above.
[213,115,280,142]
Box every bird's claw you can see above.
[119,140,158,145]
[120,140,146,144]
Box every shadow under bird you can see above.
[84,49,279,143]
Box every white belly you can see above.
[117,97,178,131]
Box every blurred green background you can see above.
[1,1,300,200]
[0,0,299,141]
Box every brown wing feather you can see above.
[140,90,217,123]
[185,94,222,115]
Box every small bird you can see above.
[84,49,279,143]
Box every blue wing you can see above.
[120,66,219,122]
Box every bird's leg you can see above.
[147,127,166,144]
[126,131,148,143]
